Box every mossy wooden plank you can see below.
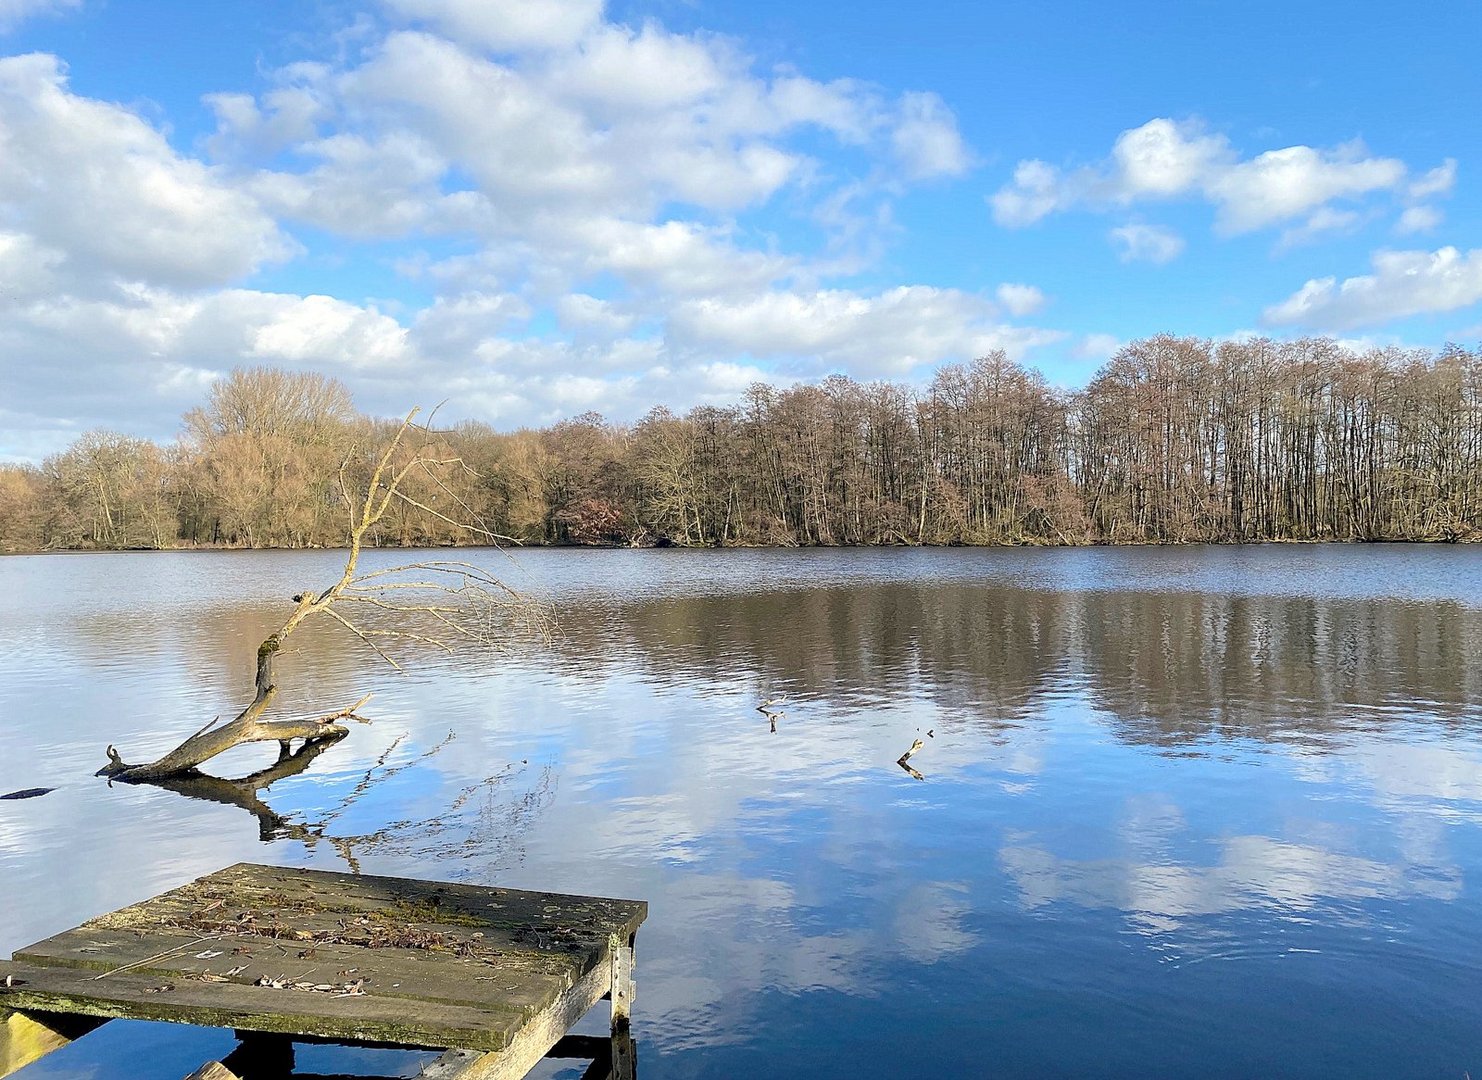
[415,958,610,1080]
[14,930,575,1017]
[86,866,645,962]
[95,865,646,941]
[0,963,525,1051]
[84,907,606,974]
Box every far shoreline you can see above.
[4,536,1479,558]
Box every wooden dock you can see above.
[0,863,646,1079]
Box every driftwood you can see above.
[896,737,926,781]
[96,618,369,783]
[97,408,550,785]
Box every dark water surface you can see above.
[2,546,1481,1078]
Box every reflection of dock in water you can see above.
[0,863,645,1080]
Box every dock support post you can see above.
[609,932,635,1029]
[610,1028,636,1080]
[1,1008,107,1079]
[609,933,636,1080]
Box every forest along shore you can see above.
[4,334,1481,553]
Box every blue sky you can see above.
[1,0,1479,460]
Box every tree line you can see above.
[3,335,1480,552]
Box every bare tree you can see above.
[97,409,550,784]
[43,430,177,549]
[183,368,358,547]
[0,464,44,552]
[13,342,1482,557]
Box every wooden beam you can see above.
[416,956,612,1080]
[609,933,634,1031]
[609,933,635,1080]
[610,1029,635,1080]
[1,1008,107,1078]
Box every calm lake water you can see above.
[2,545,1481,1078]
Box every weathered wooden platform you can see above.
[0,863,645,1079]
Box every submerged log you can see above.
[0,789,53,801]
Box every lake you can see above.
[2,545,1481,1078]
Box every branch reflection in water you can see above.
[130,731,557,876]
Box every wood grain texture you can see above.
[415,958,610,1079]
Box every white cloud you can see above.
[0,229,64,299]
[381,0,604,52]
[547,21,731,113]
[229,3,974,242]
[993,116,1421,239]
[891,91,971,180]
[300,16,961,232]
[562,216,796,298]
[1074,333,1122,361]
[1264,246,1482,330]
[248,129,472,239]
[1277,206,1362,250]
[555,293,636,337]
[995,283,1046,317]
[667,286,1064,377]
[1,5,1028,460]
[405,337,780,428]
[1206,142,1403,234]
[0,277,783,447]
[1111,117,1229,198]
[243,294,412,368]
[0,287,410,448]
[205,84,329,159]
[346,32,623,211]
[115,289,412,371]
[1108,223,1185,264]
[0,0,77,32]
[1409,158,1457,200]
[988,160,1066,227]
[411,291,532,357]
[1395,205,1443,235]
[0,54,291,289]
[767,75,878,144]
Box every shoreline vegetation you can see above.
[5,535,1480,557]
[4,334,1481,554]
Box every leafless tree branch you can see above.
[98,408,551,782]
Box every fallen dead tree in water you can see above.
[97,408,550,784]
